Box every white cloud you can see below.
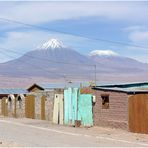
[0,29,90,62]
[123,26,145,32]
[123,25,148,43]
[89,50,118,56]
[124,25,148,51]
[0,2,147,25]
[0,30,54,62]
[0,31,49,50]
[124,25,148,42]
[129,31,148,42]
[0,2,148,63]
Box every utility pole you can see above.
[63,74,67,88]
[94,64,97,86]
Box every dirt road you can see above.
[0,117,148,147]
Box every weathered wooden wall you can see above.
[1,97,8,116]
[128,94,148,134]
[53,94,64,124]
[25,95,35,119]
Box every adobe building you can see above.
[26,83,65,122]
[26,83,89,124]
[0,88,27,117]
[92,82,148,134]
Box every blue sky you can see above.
[0,1,148,62]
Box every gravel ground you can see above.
[0,116,148,147]
[0,139,20,147]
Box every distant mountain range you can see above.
[90,54,148,73]
[0,38,147,88]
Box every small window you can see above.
[101,94,109,109]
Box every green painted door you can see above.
[78,94,93,127]
[64,88,93,127]
[64,88,79,125]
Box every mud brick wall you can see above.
[92,90,128,130]
[80,87,93,94]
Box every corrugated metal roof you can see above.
[94,87,148,92]
[94,82,148,94]
[39,82,90,89]
[96,82,148,89]
[0,88,28,94]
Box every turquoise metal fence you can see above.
[64,88,93,127]
[78,94,93,126]
[64,88,71,125]
[64,87,79,125]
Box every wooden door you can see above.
[41,96,46,120]
[129,94,148,134]
[53,94,59,124]
[53,94,64,124]
[25,95,35,119]
[59,94,64,125]
[1,97,8,116]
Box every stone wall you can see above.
[45,92,54,121]
[16,95,25,118]
[0,99,2,115]
[31,90,55,121]
[0,94,26,118]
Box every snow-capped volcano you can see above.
[90,50,118,56]
[0,39,148,88]
[89,50,148,72]
[0,38,93,80]
[40,38,65,49]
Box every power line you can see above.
[0,47,96,82]
[0,47,94,67]
[0,48,95,76]
[0,50,64,78]
[0,17,100,83]
[0,46,96,79]
[0,49,95,82]
[0,50,33,78]
[0,17,148,50]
